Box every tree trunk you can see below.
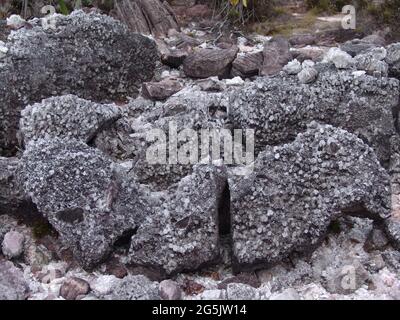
[113,0,179,37]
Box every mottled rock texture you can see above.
[17,138,154,269]
[229,67,399,167]
[231,123,391,273]
[0,11,158,156]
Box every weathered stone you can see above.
[229,68,399,166]
[0,157,35,217]
[0,11,158,156]
[355,48,389,77]
[2,231,24,259]
[18,138,154,269]
[159,279,182,300]
[0,40,8,59]
[297,67,318,84]
[183,46,239,79]
[60,277,90,300]
[108,275,160,300]
[142,80,183,101]
[129,164,227,276]
[340,39,378,57]
[231,51,263,78]
[20,95,121,146]
[283,59,302,75]
[0,261,29,300]
[386,43,400,78]
[231,123,391,272]
[261,37,292,76]
[289,34,316,47]
[323,48,355,69]
[161,48,188,68]
[226,283,259,300]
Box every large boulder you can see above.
[231,123,391,273]
[229,67,399,167]
[20,95,121,146]
[386,43,400,78]
[0,11,158,156]
[128,164,227,276]
[17,138,154,269]
[260,37,292,76]
[183,46,239,79]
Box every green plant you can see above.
[216,0,274,25]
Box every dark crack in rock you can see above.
[0,11,158,156]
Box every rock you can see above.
[340,39,378,57]
[0,157,34,217]
[38,269,64,284]
[159,279,182,300]
[362,34,386,47]
[128,164,227,276]
[197,77,224,92]
[302,60,315,68]
[289,34,316,47]
[60,277,90,300]
[230,123,391,273]
[109,275,160,300]
[198,289,226,300]
[364,227,389,252]
[0,40,8,59]
[105,259,128,279]
[355,48,389,77]
[18,138,153,269]
[291,46,326,63]
[386,43,400,78]
[231,51,263,78]
[20,95,121,146]
[2,231,24,259]
[283,59,302,75]
[6,15,26,29]
[269,288,300,300]
[261,37,292,76]
[384,218,400,251]
[0,11,158,156]
[114,0,179,37]
[297,67,318,84]
[0,261,29,300]
[229,69,399,166]
[323,48,355,69]
[142,80,183,101]
[183,46,239,79]
[226,283,259,300]
[218,273,261,290]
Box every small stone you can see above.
[60,277,90,300]
[0,41,8,59]
[2,231,24,259]
[226,283,258,300]
[297,67,318,84]
[283,59,302,75]
[269,288,300,300]
[90,275,120,297]
[159,279,182,300]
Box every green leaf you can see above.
[242,0,248,7]
[230,0,240,6]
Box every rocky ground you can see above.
[1,4,400,300]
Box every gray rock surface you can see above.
[20,95,121,146]
[0,261,29,300]
[261,37,292,76]
[18,138,154,269]
[386,43,400,78]
[231,51,263,78]
[0,11,158,156]
[183,46,239,79]
[108,275,160,300]
[159,279,182,300]
[60,277,90,300]
[229,68,399,166]
[230,123,391,272]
